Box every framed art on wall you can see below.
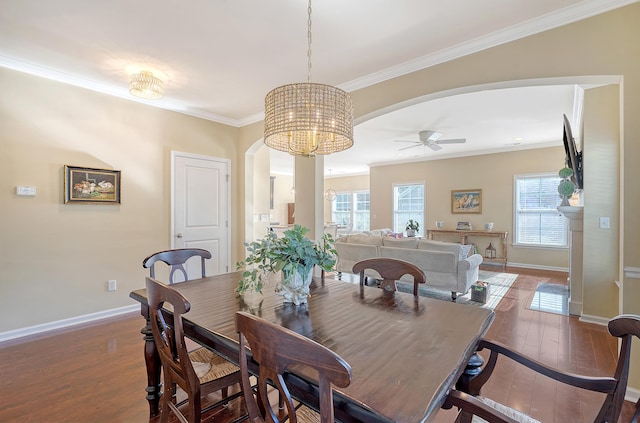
[64,165,121,204]
[451,189,482,214]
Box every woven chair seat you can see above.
[294,404,323,423]
[471,397,541,423]
[188,347,240,384]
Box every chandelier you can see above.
[264,0,354,157]
[129,70,164,100]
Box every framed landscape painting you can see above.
[64,165,121,204]
[451,189,482,214]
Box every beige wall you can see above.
[270,173,295,225]
[0,68,239,331]
[370,147,569,269]
[252,146,271,241]
[582,85,620,318]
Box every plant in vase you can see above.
[405,219,420,237]
[236,224,336,305]
[558,167,576,206]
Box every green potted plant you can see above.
[405,219,420,237]
[236,225,336,305]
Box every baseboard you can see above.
[505,261,568,273]
[0,304,139,344]
[578,313,610,326]
[626,386,640,404]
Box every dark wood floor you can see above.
[0,266,635,422]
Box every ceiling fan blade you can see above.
[436,138,466,144]
[428,143,443,151]
[394,140,420,144]
[398,144,421,151]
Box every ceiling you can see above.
[1,0,632,175]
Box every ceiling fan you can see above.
[395,130,466,152]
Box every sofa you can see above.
[335,234,483,301]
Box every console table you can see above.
[426,229,509,269]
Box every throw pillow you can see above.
[460,244,473,260]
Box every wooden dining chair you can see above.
[352,257,426,295]
[235,311,352,423]
[143,248,211,284]
[443,314,640,423]
[146,277,243,423]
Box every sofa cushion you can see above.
[380,247,457,274]
[418,239,463,256]
[382,237,419,249]
[363,228,393,237]
[343,234,384,246]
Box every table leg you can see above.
[139,305,161,418]
[453,352,484,423]
[456,352,484,392]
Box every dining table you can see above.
[130,272,494,423]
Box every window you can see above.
[393,184,424,233]
[331,191,370,231]
[514,174,567,248]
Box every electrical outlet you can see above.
[107,280,117,291]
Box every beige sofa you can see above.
[335,235,483,301]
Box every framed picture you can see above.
[64,165,121,204]
[451,189,482,214]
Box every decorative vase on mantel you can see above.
[275,267,314,305]
[558,167,576,207]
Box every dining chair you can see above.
[443,314,640,423]
[143,248,211,284]
[146,277,243,423]
[352,257,426,295]
[235,311,352,423]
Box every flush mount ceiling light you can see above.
[129,70,164,100]
[264,0,354,157]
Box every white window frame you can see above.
[331,190,370,231]
[513,173,568,249]
[392,182,425,234]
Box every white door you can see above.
[172,152,230,279]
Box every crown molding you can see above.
[340,0,639,92]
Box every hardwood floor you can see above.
[0,267,635,422]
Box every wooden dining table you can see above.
[130,272,494,423]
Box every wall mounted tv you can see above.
[563,114,583,190]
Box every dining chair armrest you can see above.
[476,339,618,394]
[443,390,519,423]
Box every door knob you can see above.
[176,233,183,238]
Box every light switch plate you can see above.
[599,217,610,229]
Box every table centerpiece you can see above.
[236,224,336,305]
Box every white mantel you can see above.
[558,206,584,316]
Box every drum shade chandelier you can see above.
[264,0,354,157]
[129,70,164,100]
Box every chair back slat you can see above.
[352,257,425,295]
[143,248,211,284]
[145,277,202,422]
[236,311,352,423]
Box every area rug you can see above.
[528,282,569,315]
[396,270,518,310]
